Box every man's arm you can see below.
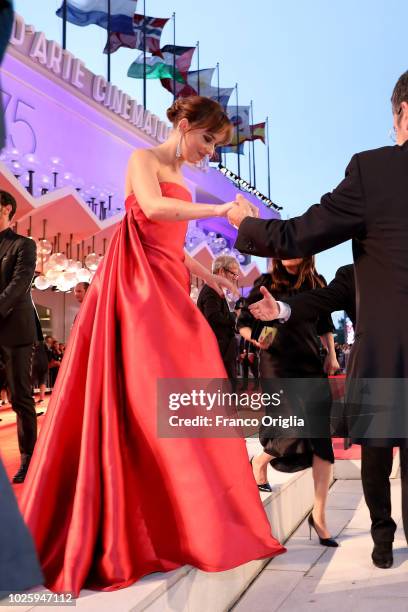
[248,265,355,325]
[234,155,365,258]
[287,265,355,326]
[0,238,36,317]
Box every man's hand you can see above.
[227,194,259,228]
[248,286,280,321]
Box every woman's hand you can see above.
[206,273,239,298]
[214,201,238,218]
[323,353,340,376]
[253,338,272,350]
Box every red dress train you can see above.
[20,182,285,596]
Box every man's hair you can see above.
[0,190,17,220]
[391,70,408,114]
[212,255,238,275]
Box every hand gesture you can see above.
[207,273,240,298]
[215,201,238,217]
[248,286,280,321]
[227,194,259,228]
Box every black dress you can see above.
[237,272,335,470]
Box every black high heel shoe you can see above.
[250,457,272,493]
[307,512,338,547]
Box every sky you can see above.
[13,0,408,322]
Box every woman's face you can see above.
[178,119,226,163]
[281,258,303,273]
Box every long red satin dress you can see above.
[20,182,285,596]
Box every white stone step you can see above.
[232,479,408,612]
[15,439,319,612]
[334,448,400,479]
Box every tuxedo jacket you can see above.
[235,143,408,380]
[287,264,356,328]
[0,228,42,346]
[197,284,237,362]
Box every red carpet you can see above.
[0,400,48,501]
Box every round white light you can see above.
[37,239,53,255]
[65,258,82,272]
[76,267,92,283]
[45,268,61,282]
[85,252,99,271]
[48,252,68,271]
[34,275,51,290]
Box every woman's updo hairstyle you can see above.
[166,95,233,146]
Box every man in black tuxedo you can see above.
[197,255,239,387]
[249,263,408,567]
[0,1,43,593]
[0,190,41,483]
[228,71,408,569]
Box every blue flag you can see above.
[56,0,138,35]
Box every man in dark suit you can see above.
[197,255,239,387]
[228,70,408,569]
[0,1,43,593]
[0,190,41,483]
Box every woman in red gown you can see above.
[20,96,285,596]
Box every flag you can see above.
[128,51,187,81]
[56,0,138,34]
[157,44,195,75]
[214,143,245,160]
[186,68,216,96]
[104,13,168,55]
[226,106,251,144]
[205,85,234,109]
[219,143,245,154]
[161,68,216,98]
[248,122,266,143]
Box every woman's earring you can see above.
[176,133,182,159]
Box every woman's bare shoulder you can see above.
[129,147,161,167]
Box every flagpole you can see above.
[216,62,224,166]
[142,0,146,109]
[235,83,240,177]
[172,12,176,101]
[248,139,252,184]
[266,116,271,199]
[62,0,67,49]
[196,41,200,95]
[250,99,256,187]
[107,0,111,82]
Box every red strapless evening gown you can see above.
[20,182,285,596]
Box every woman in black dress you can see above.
[238,257,340,545]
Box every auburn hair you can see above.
[268,256,325,292]
[166,95,233,145]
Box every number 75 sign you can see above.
[1,88,37,153]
